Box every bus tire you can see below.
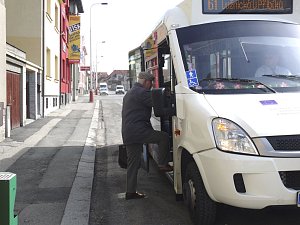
[183,162,216,225]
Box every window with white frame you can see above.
[55,4,58,30]
[47,0,51,17]
[55,55,58,80]
[46,48,51,78]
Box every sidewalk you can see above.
[0,96,102,225]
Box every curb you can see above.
[60,100,100,225]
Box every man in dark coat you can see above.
[122,71,172,200]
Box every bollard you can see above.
[0,172,18,225]
[5,106,11,138]
[89,89,94,103]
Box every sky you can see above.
[80,0,183,74]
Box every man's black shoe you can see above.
[125,192,147,200]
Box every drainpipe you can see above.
[42,0,45,117]
[59,5,62,108]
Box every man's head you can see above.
[263,50,280,67]
[138,72,154,90]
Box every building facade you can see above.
[6,44,27,131]
[78,36,88,95]
[2,0,83,139]
[69,0,84,102]
[6,0,44,122]
[60,0,71,106]
[105,70,130,91]
[44,0,61,115]
[0,0,6,141]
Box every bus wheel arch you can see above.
[181,151,216,225]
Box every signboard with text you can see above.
[68,15,81,63]
[80,66,90,71]
[203,0,293,14]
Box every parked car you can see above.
[99,83,108,95]
[115,85,125,94]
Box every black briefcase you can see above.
[118,144,127,169]
[118,144,149,172]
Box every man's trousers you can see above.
[126,130,169,193]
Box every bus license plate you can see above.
[297,192,300,207]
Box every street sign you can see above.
[186,70,199,87]
[80,66,90,71]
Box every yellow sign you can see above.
[69,15,81,63]
[144,35,157,59]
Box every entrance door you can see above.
[7,72,21,129]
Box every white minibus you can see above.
[128,1,300,224]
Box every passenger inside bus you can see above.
[255,50,291,77]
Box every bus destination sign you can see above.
[203,0,293,14]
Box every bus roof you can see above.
[162,0,300,31]
[137,0,300,60]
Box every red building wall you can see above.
[60,1,71,101]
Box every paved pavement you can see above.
[0,95,103,225]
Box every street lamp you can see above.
[89,2,108,102]
[95,41,106,94]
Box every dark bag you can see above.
[118,144,149,172]
[118,144,127,169]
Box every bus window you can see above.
[178,21,300,93]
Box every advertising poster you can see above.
[69,15,81,63]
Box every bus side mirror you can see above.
[151,88,175,117]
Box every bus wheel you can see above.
[183,162,216,225]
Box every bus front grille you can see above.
[267,135,300,151]
[279,171,300,190]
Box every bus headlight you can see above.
[212,118,258,155]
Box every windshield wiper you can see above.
[262,74,300,80]
[239,78,277,93]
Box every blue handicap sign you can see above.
[186,70,199,87]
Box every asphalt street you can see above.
[0,93,192,225]
[89,95,193,225]
[89,94,300,225]
[2,93,300,225]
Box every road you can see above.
[89,92,192,225]
[89,92,300,225]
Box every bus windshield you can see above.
[177,20,300,94]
